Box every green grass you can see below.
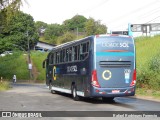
[135,35,160,97]
[136,35,160,68]
[0,51,29,80]
[0,51,47,83]
[136,88,160,100]
[0,81,10,91]
[31,51,48,82]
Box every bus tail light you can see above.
[91,70,101,88]
[130,70,136,86]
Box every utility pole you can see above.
[26,31,32,80]
[76,27,79,39]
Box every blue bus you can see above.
[43,34,136,101]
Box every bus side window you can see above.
[49,53,53,64]
[72,46,75,62]
[53,53,56,64]
[69,47,72,62]
[57,51,60,63]
[66,48,69,62]
[56,51,60,64]
[63,49,66,63]
[60,50,63,63]
[74,46,78,61]
[77,45,80,60]
[80,44,83,60]
[80,42,89,60]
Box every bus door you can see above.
[43,58,50,85]
[94,36,135,88]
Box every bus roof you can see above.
[51,34,132,51]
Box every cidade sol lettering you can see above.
[102,42,129,48]
[120,43,129,47]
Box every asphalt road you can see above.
[0,83,160,120]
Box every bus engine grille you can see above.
[99,61,131,67]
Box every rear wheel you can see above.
[72,84,80,101]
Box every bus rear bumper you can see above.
[90,86,136,97]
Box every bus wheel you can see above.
[49,82,52,90]
[72,84,80,101]
[49,82,55,94]
[102,97,114,102]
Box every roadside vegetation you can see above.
[0,81,10,91]
[135,35,160,99]
[0,51,29,81]
[31,51,48,82]
[0,51,47,83]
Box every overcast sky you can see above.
[21,0,160,31]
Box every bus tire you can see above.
[49,82,55,94]
[49,82,52,90]
[102,97,114,102]
[72,84,80,101]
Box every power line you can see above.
[80,0,110,14]
[107,0,158,24]
[146,16,160,23]
[138,6,160,19]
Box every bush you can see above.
[149,54,160,72]
[137,53,160,90]
[0,81,10,91]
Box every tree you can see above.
[0,0,22,10]
[57,32,76,44]
[0,0,25,28]
[35,21,48,36]
[62,15,87,32]
[44,23,63,44]
[0,11,38,53]
[85,17,107,36]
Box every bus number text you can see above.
[67,65,78,73]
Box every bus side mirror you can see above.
[42,59,46,68]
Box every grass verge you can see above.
[136,88,160,100]
[0,81,10,91]
[31,51,48,82]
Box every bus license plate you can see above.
[112,90,120,93]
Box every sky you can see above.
[21,0,160,31]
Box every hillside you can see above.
[0,51,47,82]
[135,35,160,90]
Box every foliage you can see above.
[0,0,22,10]
[0,11,39,53]
[85,17,107,36]
[62,15,87,32]
[136,88,160,99]
[31,51,48,81]
[136,35,160,90]
[149,54,160,72]
[0,51,47,82]
[44,24,62,44]
[0,81,10,91]
[0,51,29,80]
[0,0,23,30]
[35,21,48,36]
[42,15,108,45]
[57,32,76,44]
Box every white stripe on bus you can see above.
[51,87,85,97]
